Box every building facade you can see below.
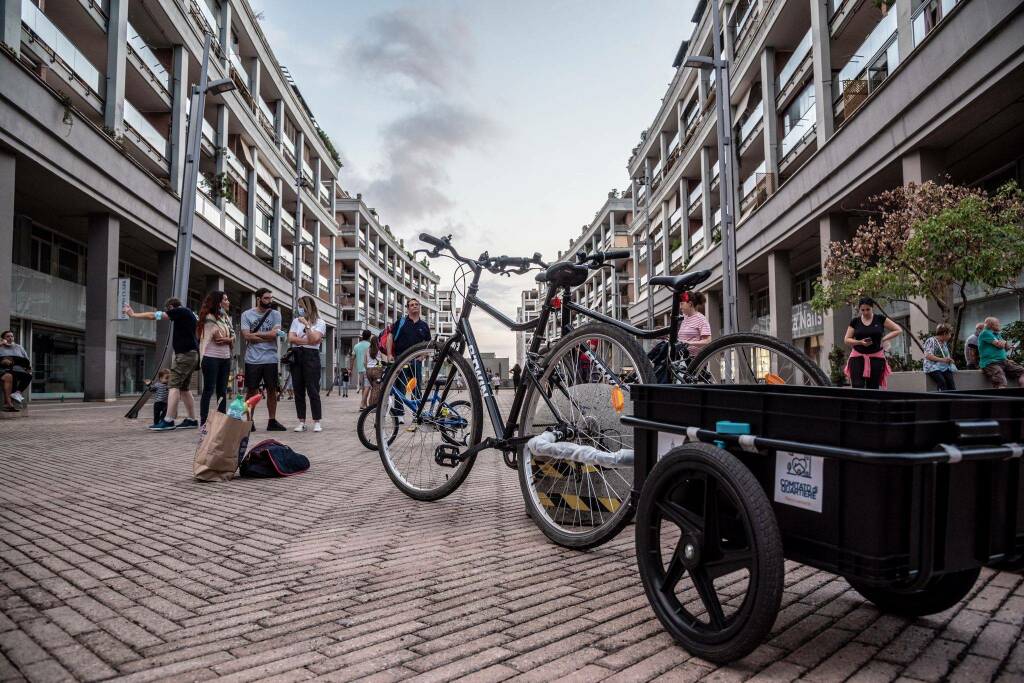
[625,0,1024,366]
[436,289,457,339]
[332,193,439,367]
[1,0,345,399]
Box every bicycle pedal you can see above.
[434,444,462,468]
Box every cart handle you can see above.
[621,416,1024,465]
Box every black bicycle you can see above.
[377,234,827,549]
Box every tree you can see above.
[811,181,1024,349]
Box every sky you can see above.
[249,0,697,362]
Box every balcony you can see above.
[195,188,221,227]
[780,105,816,162]
[740,160,769,213]
[738,101,764,151]
[913,0,959,46]
[834,10,900,123]
[225,149,246,181]
[127,21,171,96]
[123,100,168,160]
[318,243,330,263]
[281,210,295,234]
[21,1,103,96]
[257,98,276,139]
[776,29,813,99]
[228,49,249,91]
[688,183,703,211]
[224,201,246,246]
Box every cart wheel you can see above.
[846,567,980,617]
[635,443,784,664]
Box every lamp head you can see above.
[205,78,236,96]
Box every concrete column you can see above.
[896,0,914,62]
[85,215,119,401]
[271,177,282,269]
[0,151,13,331]
[679,177,692,262]
[205,275,225,293]
[760,47,781,184]
[706,289,723,338]
[274,100,285,146]
[903,149,945,350]
[698,69,709,109]
[218,0,232,70]
[324,326,335,389]
[169,46,190,196]
[246,145,258,253]
[313,157,322,195]
[809,0,835,146]
[722,0,736,63]
[214,105,229,209]
[819,213,849,354]
[736,274,752,331]
[630,179,637,215]
[661,199,671,271]
[104,0,128,136]
[312,220,322,296]
[328,235,337,302]
[700,147,714,247]
[247,57,261,103]
[155,251,174,355]
[1,0,21,58]
[768,251,793,342]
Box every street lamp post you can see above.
[685,0,740,335]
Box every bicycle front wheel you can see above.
[357,403,398,451]
[518,323,656,549]
[376,342,483,501]
[688,332,830,387]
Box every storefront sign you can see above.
[791,302,823,339]
[117,278,130,320]
[774,450,823,513]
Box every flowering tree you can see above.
[811,181,1024,349]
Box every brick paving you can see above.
[1,394,1023,682]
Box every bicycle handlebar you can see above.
[419,234,545,274]
[419,233,446,248]
[576,249,632,266]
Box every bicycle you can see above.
[357,373,471,452]
[377,233,828,549]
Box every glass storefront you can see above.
[31,326,84,398]
[118,341,155,396]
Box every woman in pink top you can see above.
[197,290,235,425]
[677,290,712,352]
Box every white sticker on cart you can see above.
[657,431,687,458]
[774,451,824,513]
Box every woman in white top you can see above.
[197,290,235,426]
[287,295,327,432]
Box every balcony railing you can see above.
[123,100,168,158]
[318,243,330,262]
[913,0,958,46]
[780,105,816,160]
[776,29,812,94]
[835,10,898,99]
[193,0,219,38]
[228,49,248,88]
[689,184,702,209]
[225,150,246,180]
[21,0,103,95]
[741,161,768,200]
[281,210,295,232]
[224,201,246,245]
[195,188,221,227]
[738,101,764,147]
[127,21,170,92]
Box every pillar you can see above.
[169,45,189,195]
[0,151,13,331]
[903,149,946,351]
[214,104,229,208]
[736,274,752,332]
[700,147,714,247]
[155,250,174,356]
[247,57,261,104]
[896,0,914,62]
[328,235,337,302]
[768,251,793,342]
[1,0,20,58]
[312,220,321,296]
[218,0,231,70]
[246,145,258,253]
[104,0,128,136]
[819,214,849,354]
[274,100,285,147]
[85,215,119,401]
[661,198,671,272]
[760,47,781,185]
[313,157,322,195]
[679,177,691,263]
[205,275,225,293]
[324,326,335,390]
[272,177,283,269]
[809,0,835,146]
[706,289,723,338]
[698,68,709,109]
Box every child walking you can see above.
[147,369,171,430]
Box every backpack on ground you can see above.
[240,439,310,478]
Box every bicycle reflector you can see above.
[610,386,625,413]
[405,377,418,395]
[551,296,561,310]
[764,373,785,385]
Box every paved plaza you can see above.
[1,395,1023,682]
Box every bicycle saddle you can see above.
[536,261,588,287]
[650,269,712,292]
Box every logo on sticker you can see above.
[774,451,824,513]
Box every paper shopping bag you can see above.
[193,411,252,482]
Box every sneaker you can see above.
[294,423,307,432]
[313,422,322,433]
[149,420,176,431]
[177,418,199,429]
[267,419,287,432]
[11,391,24,404]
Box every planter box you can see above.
[887,370,991,392]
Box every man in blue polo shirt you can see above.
[387,298,431,420]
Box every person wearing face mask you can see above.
[288,296,327,432]
[197,290,236,425]
[241,288,287,431]
[124,298,199,430]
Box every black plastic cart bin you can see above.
[624,384,1024,663]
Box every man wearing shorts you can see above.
[351,329,371,409]
[124,298,199,430]
[979,317,1024,389]
[241,288,287,431]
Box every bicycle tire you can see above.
[688,332,831,387]
[357,403,398,451]
[518,323,657,549]
[377,341,483,501]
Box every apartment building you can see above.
[0,0,344,399]
[516,192,635,365]
[626,0,1024,366]
[436,289,457,339]
[333,192,439,364]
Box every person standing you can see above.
[843,297,902,389]
[677,291,711,352]
[965,322,984,370]
[352,330,371,409]
[979,317,1024,389]
[512,363,522,390]
[922,323,957,391]
[288,295,327,432]
[197,290,235,425]
[241,288,287,431]
[124,298,199,430]
[146,369,171,427]
[0,330,31,412]
[386,298,431,419]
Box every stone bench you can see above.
[887,369,992,392]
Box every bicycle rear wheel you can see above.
[357,403,398,451]
[688,332,830,387]
[518,323,656,549]
[377,342,483,501]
